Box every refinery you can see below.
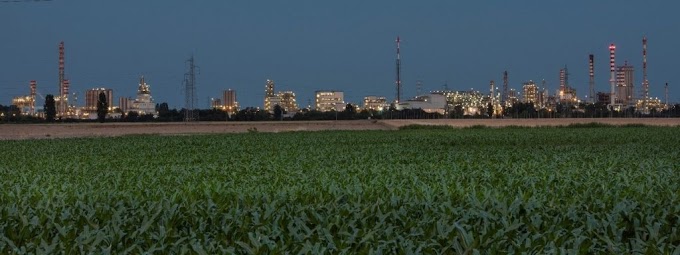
[2,36,674,121]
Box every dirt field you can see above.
[1,118,678,140]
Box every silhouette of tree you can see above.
[273,104,283,120]
[44,94,56,122]
[97,92,108,123]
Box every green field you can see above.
[1,126,679,254]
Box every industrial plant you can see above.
[2,36,675,121]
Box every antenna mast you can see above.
[395,36,401,103]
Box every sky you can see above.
[1,0,679,109]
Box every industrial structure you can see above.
[615,62,635,106]
[85,88,113,114]
[262,80,298,113]
[183,55,197,121]
[558,66,577,103]
[502,71,508,107]
[264,79,276,112]
[3,36,676,120]
[641,36,650,109]
[522,81,538,105]
[395,36,402,103]
[609,44,617,106]
[363,96,388,111]
[222,89,238,114]
[275,91,298,113]
[589,54,595,103]
[130,76,156,115]
[315,91,344,112]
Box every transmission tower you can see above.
[395,36,402,103]
[183,55,197,122]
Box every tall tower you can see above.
[589,54,595,103]
[502,71,508,106]
[58,41,67,116]
[264,79,275,111]
[489,80,495,105]
[29,80,36,115]
[184,55,197,121]
[641,36,649,108]
[609,44,616,106]
[559,68,566,93]
[395,36,402,103]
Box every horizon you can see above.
[1,1,679,109]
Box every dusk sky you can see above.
[1,1,679,109]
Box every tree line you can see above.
[2,97,680,123]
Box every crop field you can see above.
[0,126,679,254]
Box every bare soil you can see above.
[0,118,678,140]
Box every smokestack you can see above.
[609,44,616,106]
[642,36,649,104]
[589,54,595,103]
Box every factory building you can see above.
[276,91,298,113]
[85,88,113,113]
[315,90,344,112]
[616,62,635,106]
[130,76,156,115]
[222,89,238,114]
[522,81,538,105]
[363,96,388,111]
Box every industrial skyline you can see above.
[1,1,679,108]
[1,35,673,117]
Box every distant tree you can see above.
[125,111,139,121]
[452,105,464,119]
[44,94,56,122]
[487,102,494,118]
[97,92,108,123]
[273,104,283,120]
[343,103,357,120]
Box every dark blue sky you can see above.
[1,1,679,108]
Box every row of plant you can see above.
[0,127,678,253]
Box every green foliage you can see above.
[0,127,679,253]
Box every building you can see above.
[396,93,447,114]
[210,98,222,109]
[431,90,486,115]
[119,97,132,113]
[315,90,344,112]
[222,89,238,114]
[264,79,276,112]
[508,88,519,105]
[11,95,34,115]
[85,88,113,113]
[276,91,298,113]
[596,92,611,105]
[130,76,156,115]
[616,62,635,105]
[522,81,538,105]
[363,96,388,111]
